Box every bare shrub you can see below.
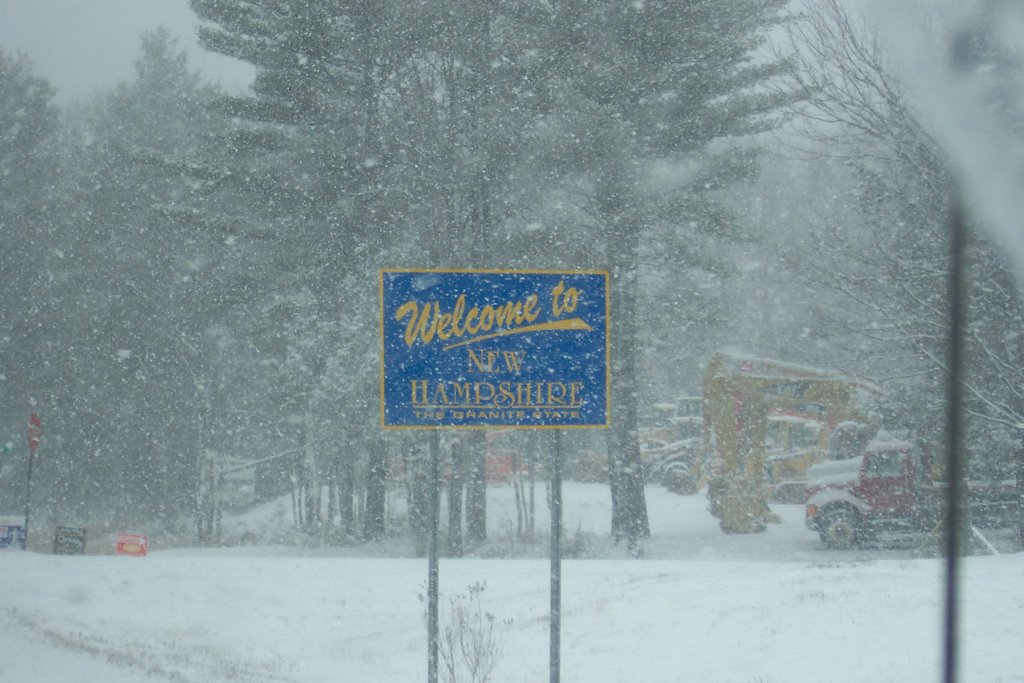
[439,582,510,683]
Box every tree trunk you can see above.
[326,458,337,529]
[459,5,498,548]
[527,439,536,540]
[339,452,355,537]
[601,173,650,550]
[301,413,322,531]
[447,439,464,556]
[512,451,524,539]
[364,437,387,541]
[465,432,488,544]
[409,444,431,557]
[1016,433,1024,547]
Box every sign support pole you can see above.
[23,447,34,550]
[550,429,563,683]
[428,428,441,683]
[24,412,41,550]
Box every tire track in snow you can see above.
[6,608,299,683]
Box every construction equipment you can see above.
[641,397,705,494]
[702,351,880,533]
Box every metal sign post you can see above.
[380,269,609,683]
[427,428,441,683]
[550,429,563,683]
[24,413,41,550]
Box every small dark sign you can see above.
[0,525,25,549]
[53,525,87,555]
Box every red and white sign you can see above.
[27,413,42,452]
[115,532,148,557]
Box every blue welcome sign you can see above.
[380,269,610,429]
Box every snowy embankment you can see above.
[2,483,1021,683]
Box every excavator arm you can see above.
[702,352,879,534]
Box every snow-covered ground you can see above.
[2,482,1021,682]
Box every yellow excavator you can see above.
[702,352,880,533]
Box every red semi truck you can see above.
[804,436,1020,549]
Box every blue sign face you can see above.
[0,525,25,549]
[380,269,609,429]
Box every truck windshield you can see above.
[864,451,904,477]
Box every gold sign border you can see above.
[379,268,611,430]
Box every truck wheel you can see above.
[818,508,859,549]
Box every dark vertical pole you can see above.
[428,428,441,683]
[448,440,463,557]
[23,448,35,550]
[943,200,967,683]
[550,429,563,683]
[1018,430,1024,547]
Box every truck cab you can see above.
[804,439,933,548]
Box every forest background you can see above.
[1,0,1022,551]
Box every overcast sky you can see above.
[0,0,253,102]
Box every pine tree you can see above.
[0,50,58,508]
[190,0,553,547]
[30,29,230,529]
[531,0,795,545]
[0,49,57,343]
[190,0,415,538]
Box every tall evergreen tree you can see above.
[0,49,58,508]
[0,50,56,232]
[386,0,548,549]
[190,0,552,547]
[532,0,795,545]
[190,0,415,538]
[20,29,232,529]
[0,48,58,387]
